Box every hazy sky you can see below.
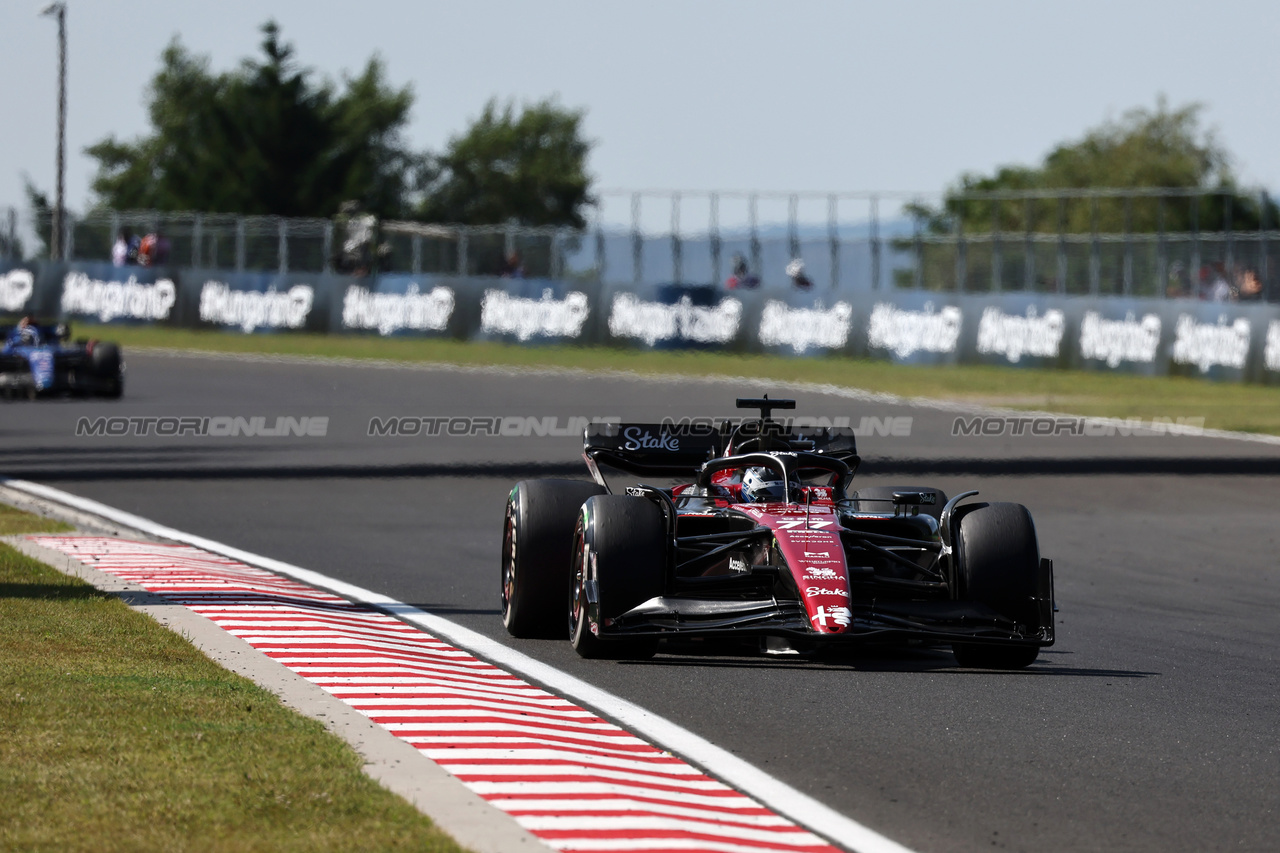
[3,0,1278,229]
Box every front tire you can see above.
[570,495,664,659]
[501,479,606,638]
[951,501,1043,669]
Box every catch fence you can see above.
[4,186,1277,300]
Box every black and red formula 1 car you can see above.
[501,397,1055,668]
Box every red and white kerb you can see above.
[32,536,841,853]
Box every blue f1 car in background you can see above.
[1,318,124,399]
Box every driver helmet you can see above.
[15,317,39,346]
[741,467,792,503]
[785,258,806,279]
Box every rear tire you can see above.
[951,501,1043,669]
[570,495,664,659]
[501,479,606,638]
[90,343,124,398]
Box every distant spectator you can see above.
[1209,270,1232,301]
[726,253,759,289]
[330,200,380,276]
[1165,261,1190,298]
[111,227,137,266]
[138,230,170,267]
[501,249,525,278]
[1237,268,1264,302]
[786,258,813,290]
[1199,263,1232,301]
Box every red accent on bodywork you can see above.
[737,502,851,635]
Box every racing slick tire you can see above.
[951,501,1043,669]
[570,495,663,660]
[501,479,606,638]
[849,485,947,520]
[90,342,124,398]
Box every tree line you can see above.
[18,25,1277,253]
[907,98,1277,236]
[62,22,594,229]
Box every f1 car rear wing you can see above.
[583,419,860,488]
[584,423,724,480]
[1,322,70,342]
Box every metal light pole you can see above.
[41,2,67,260]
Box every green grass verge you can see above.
[75,323,1280,435]
[0,512,465,852]
[0,503,74,536]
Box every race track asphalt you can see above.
[3,350,1278,853]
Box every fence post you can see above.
[1089,194,1100,296]
[192,213,203,267]
[235,217,246,272]
[1023,197,1034,291]
[671,191,682,284]
[411,233,422,275]
[913,212,923,290]
[63,212,74,261]
[1056,195,1067,295]
[457,227,468,275]
[1190,194,1200,297]
[1123,194,1133,296]
[869,195,880,291]
[595,224,606,283]
[749,194,761,280]
[954,216,966,293]
[277,218,288,274]
[5,207,14,260]
[827,194,838,290]
[322,221,333,272]
[631,192,642,285]
[551,228,562,280]
[788,194,800,262]
[1260,191,1269,300]
[1156,195,1167,298]
[1224,191,1234,279]
[709,192,721,286]
[991,197,1001,292]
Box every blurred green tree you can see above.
[909,98,1276,235]
[84,22,418,219]
[416,98,595,227]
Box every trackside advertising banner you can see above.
[185,270,331,334]
[44,262,180,326]
[0,262,39,317]
[339,274,462,338]
[11,260,1280,382]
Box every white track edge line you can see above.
[3,476,916,853]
